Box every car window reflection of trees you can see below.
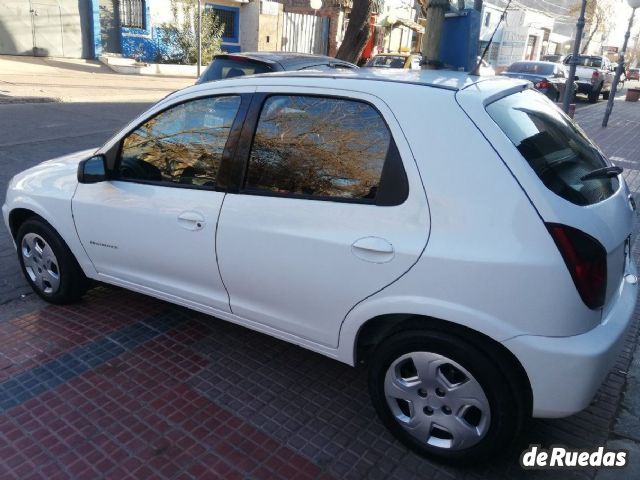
[247,96,391,200]
[120,96,241,185]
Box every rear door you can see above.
[216,88,429,347]
[463,87,633,316]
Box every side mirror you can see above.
[574,75,579,81]
[78,154,108,184]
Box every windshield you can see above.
[197,58,273,84]
[365,56,406,68]
[487,90,618,206]
[507,62,554,75]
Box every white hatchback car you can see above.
[3,70,637,463]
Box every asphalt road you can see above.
[0,102,152,304]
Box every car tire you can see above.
[588,84,602,103]
[602,90,610,100]
[16,218,89,304]
[368,329,523,464]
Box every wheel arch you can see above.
[352,313,533,417]
[8,207,39,240]
[6,203,97,279]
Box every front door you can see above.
[72,94,244,312]
[216,91,430,347]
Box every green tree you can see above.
[156,0,225,65]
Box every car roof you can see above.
[172,68,528,101]
[510,60,558,66]
[213,52,356,69]
[371,53,416,57]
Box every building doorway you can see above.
[99,0,121,54]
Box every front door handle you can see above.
[177,211,205,231]
[351,237,395,263]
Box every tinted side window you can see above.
[487,90,618,206]
[119,96,241,187]
[245,96,391,201]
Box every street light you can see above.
[602,0,640,127]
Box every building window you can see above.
[484,12,491,27]
[212,7,236,39]
[121,0,145,29]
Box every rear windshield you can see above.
[366,56,406,68]
[569,55,602,68]
[486,90,618,206]
[197,58,273,84]
[507,62,554,75]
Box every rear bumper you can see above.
[502,261,638,418]
[576,82,594,94]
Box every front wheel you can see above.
[602,89,610,100]
[368,330,523,464]
[16,218,89,304]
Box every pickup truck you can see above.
[564,54,614,103]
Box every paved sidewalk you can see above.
[0,85,639,480]
[575,87,640,480]
[0,55,191,103]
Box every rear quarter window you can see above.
[486,89,618,206]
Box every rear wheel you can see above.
[588,84,602,103]
[17,218,89,304]
[368,330,523,464]
[602,89,610,100]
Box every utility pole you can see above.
[602,2,639,127]
[197,0,202,77]
[562,0,587,113]
[421,0,449,69]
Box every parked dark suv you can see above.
[196,52,358,84]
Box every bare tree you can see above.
[570,0,615,54]
[335,0,375,63]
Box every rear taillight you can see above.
[534,79,552,89]
[546,223,607,309]
[591,70,600,84]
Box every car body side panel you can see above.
[2,150,99,279]
[458,84,634,316]
[216,85,430,348]
[338,84,597,364]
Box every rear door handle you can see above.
[177,211,205,231]
[351,237,394,263]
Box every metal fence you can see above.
[281,12,329,56]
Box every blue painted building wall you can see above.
[89,0,102,58]
[205,4,241,53]
[120,3,157,61]
[89,0,243,62]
